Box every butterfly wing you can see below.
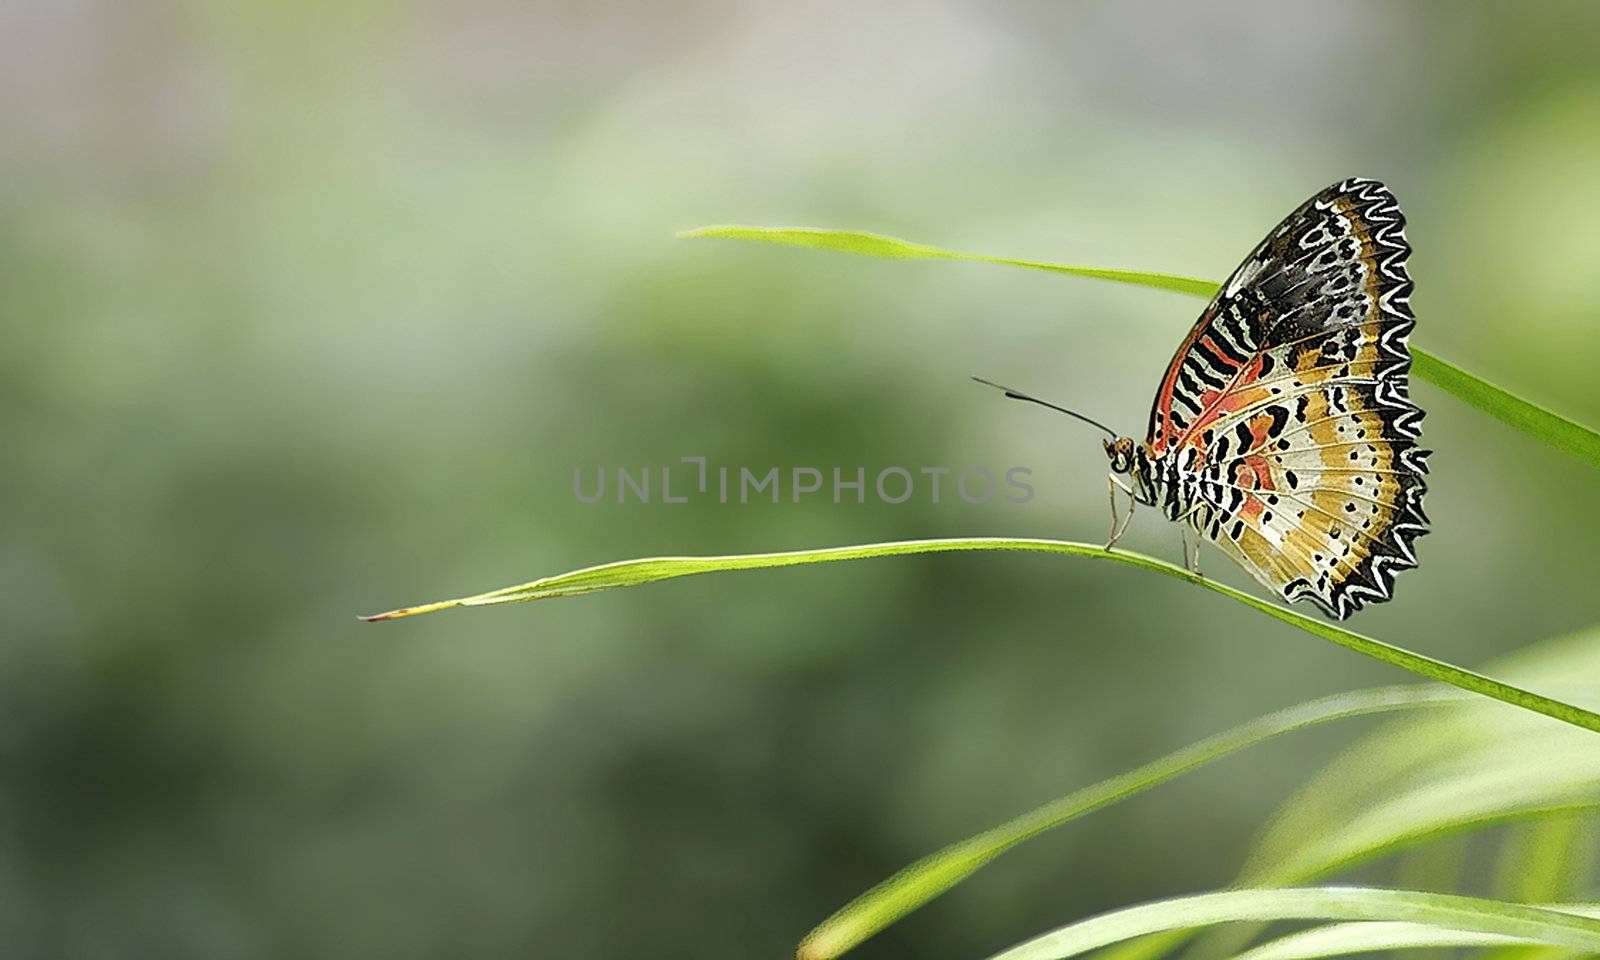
[1147,178,1428,619]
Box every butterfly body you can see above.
[1106,178,1430,620]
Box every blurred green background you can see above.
[4,1,1600,957]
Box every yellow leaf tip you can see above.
[796,931,843,960]
[357,599,460,622]
[357,609,405,623]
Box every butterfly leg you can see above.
[1106,475,1119,547]
[1175,506,1204,575]
[1105,474,1136,550]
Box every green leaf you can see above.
[365,542,1600,960]
[1135,633,1600,960]
[1482,817,1600,960]
[360,537,1600,733]
[1242,631,1600,886]
[1410,351,1600,469]
[1232,922,1528,960]
[1225,910,1600,960]
[1492,813,1594,904]
[985,888,1600,960]
[796,632,1600,960]
[799,676,1600,960]
[675,226,1221,297]
[794,686,1469,960]
[680,225,1600,468]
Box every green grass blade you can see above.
[1141,634,1600,960]
[1233,903,1600,960]
[1494,813,1595,904]
[681,225,1600,468]
[1227,921,1532,960]
[1242,631,1600,881]
[675,226,1221,297]
[1482,817,1600,960]
[1252,766,1600,884]
[1066,636,1600,960]
[1410,351,1600,468]
[360,536,1600,733]
[986,888,1600,960]
[1090,807,1600,960]
[1226,913,1597,960]
[794,686,1467,960]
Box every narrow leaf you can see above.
[1151,633,1600,960]
[795,686,1468,960]
[986,888,1600,960]
[1227,914,1597,960]
[1228,921,1532,960]
[1410,351,1600,469]
[1493,813,1599,913]
[680,225,1600,468]
[676,226,1221,297]
[360,537,1600,735]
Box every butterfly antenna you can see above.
[971,376,1119,439]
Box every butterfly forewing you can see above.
[1146,178,1429,619]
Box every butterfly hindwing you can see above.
[1145,178,1429,619]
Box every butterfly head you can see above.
[1104,436,1138,474]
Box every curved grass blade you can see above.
[794,686,1468,960]
[1481,816,1600,960]
[1410,351,1600,469]
[1136,635,1600,960]
[1229,922,1530,960]
[1232,902,1600,960]
[985,638,1600,960]
[1088,806,1600,960]
[1242,633,1600,884]
[359,537,1600,733]
[1251,762,1600,884]
[814,772,1597,960]
[1226,917,1586,960]
[1495,813,1593,905]
[675,226,1221,297]
[986,888,1600,960]
[807,680,1600,960]
[680,226,1600,468]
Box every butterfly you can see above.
[983,178,1429,619]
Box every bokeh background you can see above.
[4,1,1600,957]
